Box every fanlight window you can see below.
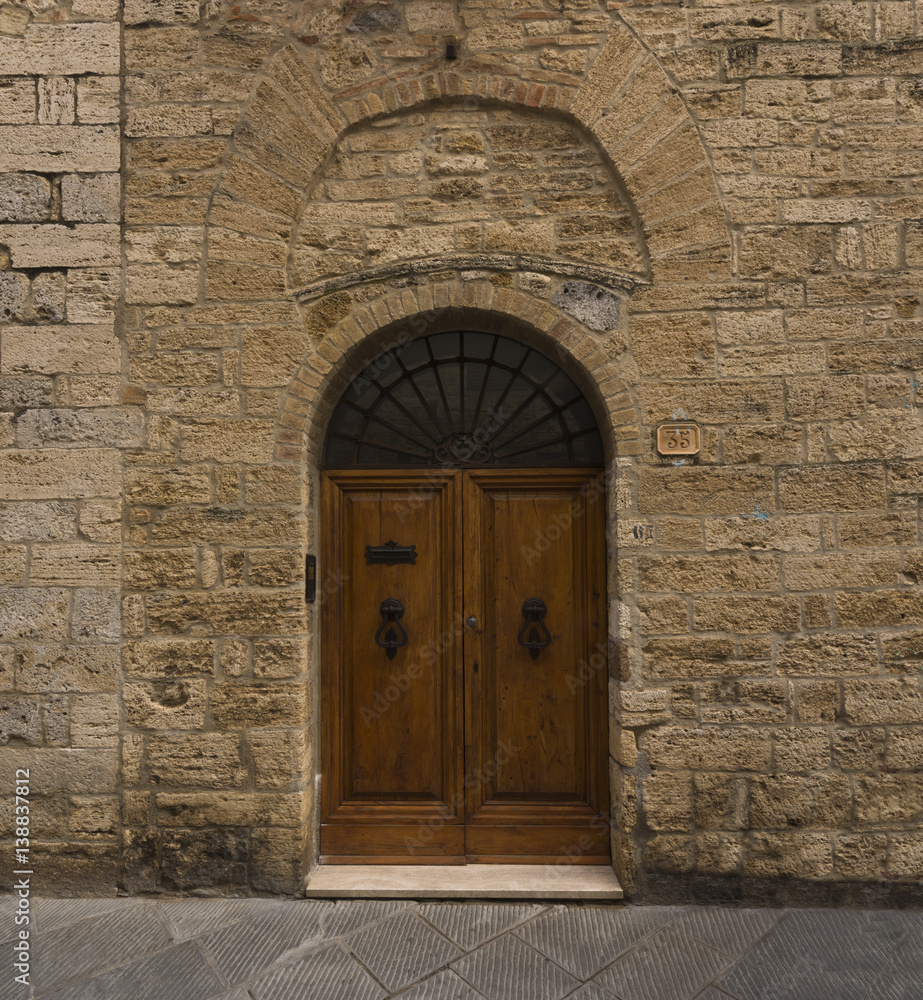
[323,331,603,468]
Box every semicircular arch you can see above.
[274,276,643,466]
[203,18,732,307]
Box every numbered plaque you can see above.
[656,422,701,456]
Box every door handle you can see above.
[518,598,552,659]
[375,597,408,659]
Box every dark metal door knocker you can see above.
[517,598,552,659]
[375,597,408,659]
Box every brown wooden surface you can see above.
[463,470,610,862]
[321,469,608,864]
[321,471,464,862]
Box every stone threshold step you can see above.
[304,864,623,900]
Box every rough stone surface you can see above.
[0,0,921,902]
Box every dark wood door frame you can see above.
[320,468,609,865]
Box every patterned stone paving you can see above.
[1,897,920,1000]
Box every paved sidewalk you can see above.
[2,895,920,1000]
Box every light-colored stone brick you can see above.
[1,324,120,375]
[2,24,120,76]
[0,224,119,267]
[0,125,119,172]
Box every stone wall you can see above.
[1,0,922,904]
[0,4,123,891]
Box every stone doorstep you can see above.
[303,864,624,900]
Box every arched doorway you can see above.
[319,330,609,865]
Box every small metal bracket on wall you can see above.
[305,555,316,602]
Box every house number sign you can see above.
[657,422,701,456]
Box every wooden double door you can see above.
[320,468,609,864]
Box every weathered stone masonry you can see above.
[1,0,923,904]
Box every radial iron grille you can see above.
[323,331,604,468]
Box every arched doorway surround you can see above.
[273,277,645,884]
[321,329,608,863]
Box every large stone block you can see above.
[124,679,207,729]
[844,678,923,724]
[639,379,785,424]
[0,173,52,222]
[69,692,120,747]
[2,23,120,75]
[145,592,304,636]
[149,507,302,546]
[1,324,119,377]
[638,553,779,594]
[854,774,923,827]
[832,728,886,771]
[0,748,118,795]
[125,0,200,24]
[124,549,197,590]
[773,728,830,772]
[248,729,309,789]
[29,544,120,587]
[179,419,276,464]
[639,468,774,515]
[641,726,771,771]
[750,774,851,829]
[778,634,878,676]
[14,408,143,449]
[0,448,121,500]
[0,125,119,172]
[146,733,247,788]
[125,466,211,506]
[695,594,800,633]
[631,312,716,378]
[0,224,119,267]
[123,638,215,678]
[126,263,200,305]
[704,512,819,552]
[744,832,833,879]
[61,173,120,223]
[14,644,119,693]
[640,772,692,833]
[836,591,923,629]
[241,326,307,388]
[153,790,302,828]
[699,679,787,725]
[160,827,248,889]
[778,465,886,512]
[785,553,899,591]
[642,637,746,681]
[739,226,833,278]
[0,589,69,640]
[210,682,308,728]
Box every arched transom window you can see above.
[323,331,603,468]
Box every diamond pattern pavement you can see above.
[1,895,919,1000]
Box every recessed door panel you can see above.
[321,471,464,863]
[463,470,609,862]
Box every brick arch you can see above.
[272,276,643,464]
[203,22,731,305]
